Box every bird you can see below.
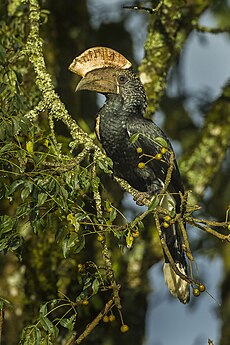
[69,46,190,304]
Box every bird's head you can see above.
[69,47,146,107]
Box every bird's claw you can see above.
[134,192,150,206]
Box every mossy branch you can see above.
[138,0,209,113]
[24,0,101,152]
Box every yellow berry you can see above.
[162,222,170,228]
[78,264,85,272]
[103,315,109,323]
[129,235,134,242]
[109,314,115,322]
[193,288,200,297]
[120,324,129,333]
[164,215,171,222]
[155,153,162,160]
[161,147,167,154]
[97,234,104,242]
[107,207,112,212]
[136,147,143,153]
[82,299,89,305]
[198,284,206,292]
[228,224,230,231]
[132,230,140,238]
[137,162,145,169]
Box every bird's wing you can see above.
[127,118,190,303]
[127,117,184,197]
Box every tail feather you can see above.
[160,193,190,303]
[163,263,190,304]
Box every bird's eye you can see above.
[117,74,128,84]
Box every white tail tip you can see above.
[163,263,190,304]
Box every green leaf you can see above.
[83,277,92,291]
[130,132,140,143]
[0,83,7,94]
[154,137,168,148]
[34,327,42,344]
[0,45,6,60]
[22,326,42,344]
[0,142,16,155]
[0,296,12,309]
[26,141,34,154]
[91,176,100,190]
[7,179,24,196]
[11,117,20,136]
[92,278,100,294]
[39,314,54,333]
[148,196,159,211]
[137,220,144,231]
[62,232,79,258]
[97,158,113,174]
[74,235,85,253]
[57,196,68,211]
[59,314,76,331]
[39,303,57,334]
[21,181,34,201]
[37,193,48,206]
[0,215,16,234]
[60,186,68,199]
[109,208,117,223]
[170,209,176,218]
[19,118,31,135]
[16,203,31,217]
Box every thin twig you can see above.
[194,23,230,34]
[92,163,122,309]
[159,150,175,196]
[189,217,228,227]
[154,211,197,285]
[178,218,194,261]
[123,1,163,14]
[187,219,230,241]
[76,299,113,344]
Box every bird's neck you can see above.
[102,93,147,120]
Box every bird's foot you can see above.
[134,192,150,206]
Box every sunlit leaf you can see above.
[148,196,159,211]
[130,132,140,143]
[26,141,34,154]
[126,231,134,249]
[59,314,76,331]
[97,158,113,174]
[21,181,33,201]
[154,137,168,148]
[37,193,48,206]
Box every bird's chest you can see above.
[98,114,138,173]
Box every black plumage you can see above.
[71,47,190,303]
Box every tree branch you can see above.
[139,0,209,113]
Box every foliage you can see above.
[0,0,230,344]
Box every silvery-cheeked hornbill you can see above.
[69,47,190,303]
